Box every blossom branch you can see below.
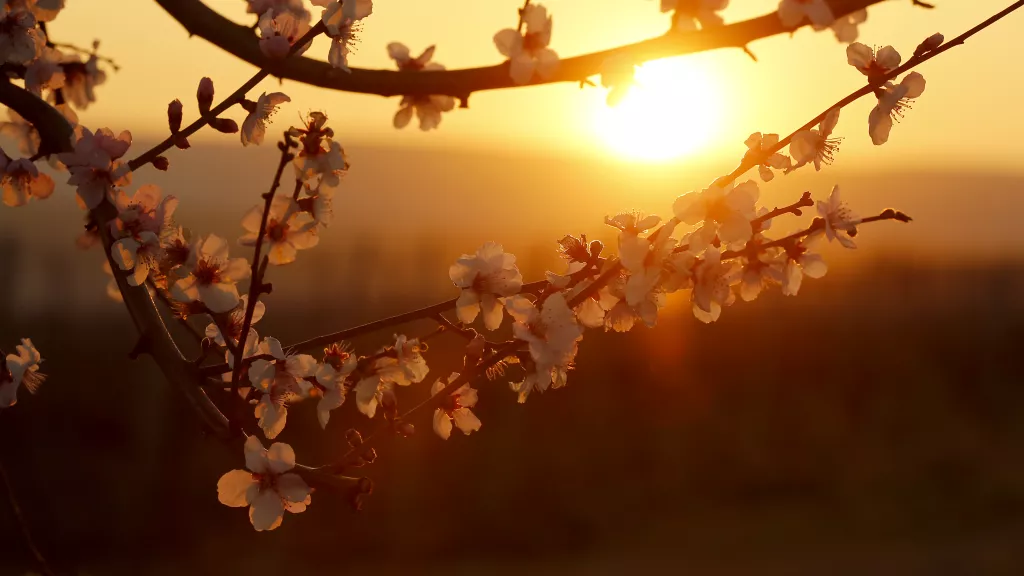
[713,0,1024,189]
[124,22,326,171]
[153,0,886,99]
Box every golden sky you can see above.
[47,0,1024,171]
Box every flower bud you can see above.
[152,156,170,171]
[167,99,183,134]
[210,118,238,134]
[196,77,214,114]
[913,33,944,58]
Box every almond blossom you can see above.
[387,44,456,131]
[868,72,925,145]
[691,248,740,323]
[789,108,841,172]
[506,293,582,402]
[828,9,866,43]
[743,132,791,182]
[59,127,133,209]
[846,43,901,79]
[617,218,677,311]
[217,436,311,532]
[816,185,859,248]
[110,184,178,240]
[0,155,54,207]
[672,180,759,250]
[661,0,728,31]
[249,337,317,439]
[172,234,250,313]
[239,196,318,265]
[0,7,44,65]
[60,52,107,110]
[431,373,481,440]
[314,343,356,428]
[318,0,372,71]
[777,0,833,28]
[110,230,161,286]
[449,242,524,330]
[257,9,311,58]
[493,4,559,85]
[781,233,827,296]
[204,295,266,347]
[738,250,784,302]
[241,92,290,147]
[1,338,44,408]
[291,112,349,186]
[355,335,429,418]
[24,46,64,94]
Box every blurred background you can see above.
[3,0,1024,574]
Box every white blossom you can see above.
[216,436,311,531]
[204,295,266,347]
[257,9,311,58]
[781,233,827,296]
[314,344,356,428]
[431,373,481,440]
[24,46,64,94]
[816,185,859,248]
[828,9,866,43]
[249,337,317,439]
[739,250,784,302]
[110,230,161,286]
[790,108,841,172]
[662,0,728,31]
[58,127,133,209]
[239,196,318,266]
[241,92,290,147]
[0,155,54,207]
[778,0,833,28]
[743,132,791,182]
[0,7,44,65]
[387,44,456,130]
[672,180,759,250]
[449,242,524,330]
[868,72,925,145]
[846,43,900,78]
[1,338,44,408]
[172,234,250,313]
[493,4,559,85]
[506,293,582,402]
[320,0,372,71]
[60,53,107,109]
[691,249,740,323]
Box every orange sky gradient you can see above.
[43,0,1024,173]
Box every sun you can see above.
[594,58,722,161]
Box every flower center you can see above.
[193,259,221,285]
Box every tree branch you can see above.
[153,0,887,98]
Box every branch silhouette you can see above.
[154,0,887,99]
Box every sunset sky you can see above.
[44,0,1024,172]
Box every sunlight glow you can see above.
[594,59,722,161]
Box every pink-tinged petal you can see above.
[249,489,285,531]
[508,54,536,85]
[433,408,452,439]
[255,399,287,439]
[393,105,413,129]
[534,48,559,79]
[868,105,894,145]
[240,205,263,234]
[845,42,872,70]
[821,108,840,135]
[801,254,828,278]
[275,472,310,503]
[217,470,255,507]
[901,72,926,99]
[493,29,523,58]
[455,289,481,325]
[288,228,319,250]
[198,282,240,314]
[266,442,296,474]
[387,42,411,65]
[876,45,901,70]
[285,354,317,378]
[267,241,297,265]
[480,293,504,331]
[111,238,139,271]
[243,435,269,473]
[200,234,230,261]
[453,408,481,435]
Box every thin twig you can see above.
[0,455,56,576]
[125,22,325,172]
[228,136,295,430]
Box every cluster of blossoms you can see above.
[0,338,44,409]
[0,0,956,536]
